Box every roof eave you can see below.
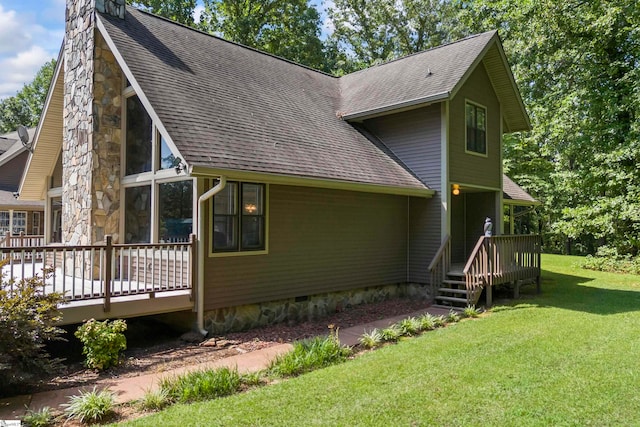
[189,166,435,198]
[341,92,449,122]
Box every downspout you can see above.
[197,176,226,334]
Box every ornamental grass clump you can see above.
[138,389,170,412]
[380,324,402,342]
[418,313,437,331]
[446,310,461,323]
[269,332,351,378]
[463,305,481,318]
[64,387,115,424]
[22,406,54,427]
[398,317,422,336]
[159,367,242,404]
[359,328,383,349]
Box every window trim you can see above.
[464,99,488,157]
[209,181,269,258]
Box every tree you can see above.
[0,59,56,134]
[460,0,640,255]
[198,0,328,71]
[127,0,197,25]
[327,0,464,67]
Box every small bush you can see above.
[580,246,640,275]
[359,329,383,349]
[433,315,446,328]
[75,319,127,370]
[22,406,54,427]
[159,367,241,403]
[269,334,351,377]
[418,313,437,331]
[463,305,481,318]
[380,325,402,342]
[0,262,65,392]
[64,387,115,423]
[138,389,170,412]
[398,317,421,336]
[446,310,461,323]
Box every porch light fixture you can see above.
[452,184,460,196]
[17,125,33,153]
[244,203,257,214]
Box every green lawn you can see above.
[122,254,640,426]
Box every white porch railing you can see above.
[0,234,196,312]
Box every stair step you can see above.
[435,295,468,304]
[438,287,468,295]
[447,272,465,278]
[443,279,466,286]
[432,304,464,312]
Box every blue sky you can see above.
[0,0,334,101]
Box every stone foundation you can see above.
[204,283,432,335]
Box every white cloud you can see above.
[0,3,62,100]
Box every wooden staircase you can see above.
[434,269,482,308]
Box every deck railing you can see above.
[0,234,196,312]
[0,231,45,248]
[427,235,451,293]
[463,234,541,297]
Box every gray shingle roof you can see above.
[503,174,538,204]
[98,8,429,191]
[339,32,497,118]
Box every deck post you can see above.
[104,235,112,312]
[190,233,197,302]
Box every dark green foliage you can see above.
[127,0,197,25]
[581,246,640,275]
[0,262,65,394]
[75,319,127,370]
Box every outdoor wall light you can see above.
[452,184,460,196]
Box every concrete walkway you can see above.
[0,305,455,421]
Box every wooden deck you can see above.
[1,235,196,325]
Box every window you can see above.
[33,212,41,235]
[466,102,487,155]
[12,212,26,235]
[51,197,62,243]
[0,211,9,234]
[212,182,266,253]
[0,211,27,235]
[122,87,194,244]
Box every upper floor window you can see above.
[465,101,487,155]
[126,95,153,175]
[212,182,266,253]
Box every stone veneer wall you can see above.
[92,33,122,243]
[63,0,124,245]
[203,283,432,335]
[63,0,96,245]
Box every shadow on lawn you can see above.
[494,268,640,316]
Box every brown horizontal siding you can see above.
[408,196,441,284]
[449,62,501,188]
[0,152,28,191]
[363,105,441,190]
[204,185,408,310]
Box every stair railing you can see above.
[463,236,490,302]
[427,235,451,298]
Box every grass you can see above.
[119,254,640,426]
[268,334,351,377]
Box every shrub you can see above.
[398,317,421,336]
[64,386,115,423]
[0,262,65,393]
[22,406,54,427]
[463,305,481,318]
[138,388,170,412]
[446,310,461,323]
[380,325,402,341]
[418,313,437,331]
[75,318,127,370]
[269,334,351,377]
[581,246,640,275]
[433,315,446,328]
[159,367,241,403]
[359,329,383,349]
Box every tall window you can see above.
[212,182,265,253]
[123,88,193,244]
[0,211,27,235]
[0,211,9,234]
[466,102,487,155]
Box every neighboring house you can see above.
[18,0,538,331]
[0,128,44,241]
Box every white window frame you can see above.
[464,99,488,157]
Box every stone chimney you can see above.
[62,0,124,245]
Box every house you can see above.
[0,128,44,243]
[16,0,539,332]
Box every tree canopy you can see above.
[0,59,56,134]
